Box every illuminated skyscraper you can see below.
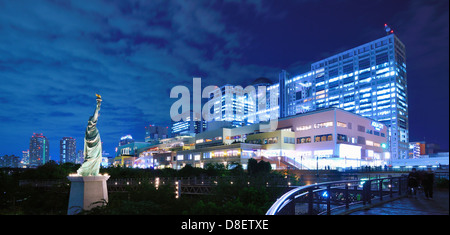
[60,137,76,164]
[280,31,408,159]
[119,135,135,146]
[171,110,206,136]
[29,133,49,167]
[21,150,30,166]
[206,79,280,128]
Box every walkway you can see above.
[346,188,449,215]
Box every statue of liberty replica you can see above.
[77,94,103,176]
[68,94,109,215]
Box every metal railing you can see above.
[19,175,293,196]
[266,175,408,215]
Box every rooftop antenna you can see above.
[384,23,394,35]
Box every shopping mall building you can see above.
[173,107,389,170]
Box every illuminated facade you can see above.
[171,111,206,136]
[114,142,154,167]
[29,133,49,168]
[60,137,76,164]
[174,108,389,170]
[0,155,20,168]
[76,150,84,164]
[172,142,262,170]
[119,135,134,146]
[207,32,408,160]
[116,109,389,170]
[409,141,426,158]
[21,150,30,167]
[280,32,408,160]
[206,80,280,128]
[276,108,389,169]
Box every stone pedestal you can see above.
[67,175,110,215]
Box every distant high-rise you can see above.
[119,135,135,146]
[0,155,20,168]
[76,150,84,164]
[21,150,30,166]
[145,125,169,142]
[29,133,49,167]
[60,137,76,164]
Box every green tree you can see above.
[247,158,271,176]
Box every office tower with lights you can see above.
[207,79,280,128]
[76,150,84,164]
[172,110,206,136]
[60,137,76,164]
[280,31,408,159]
[119,135,135,146]
[212,84,251,127]
[29,133,49,167]
[21,150,30,166]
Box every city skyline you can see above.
[0,0,448,161]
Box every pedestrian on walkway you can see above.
[422,168,435,199]
[407,168,420,198]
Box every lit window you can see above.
[314,122,333,128]
[296,125,312,131]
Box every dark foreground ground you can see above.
[348,188,449,215]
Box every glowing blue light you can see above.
[322,191,328,198]
[371,121,383,130]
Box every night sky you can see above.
[0,0,448,161]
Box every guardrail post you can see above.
[326,185,331,215]
[308,188,314,215]
[362,181,367,205]
[390,178,393,198]
[379,179,383,201]
[363,180,371,205]
[345,183,349,209]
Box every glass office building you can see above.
[29,133,49,167]
[280,32,408,160]
[206,32,408,161]
[60,137,76,164]
[171,111,206,136]
[206,81,280,128]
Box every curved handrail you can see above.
[266,179,361,215]
[266,176,407,215]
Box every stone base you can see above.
[67,175,110,215]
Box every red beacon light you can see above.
[384,24,393,35]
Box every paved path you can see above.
[348,188,449,215]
